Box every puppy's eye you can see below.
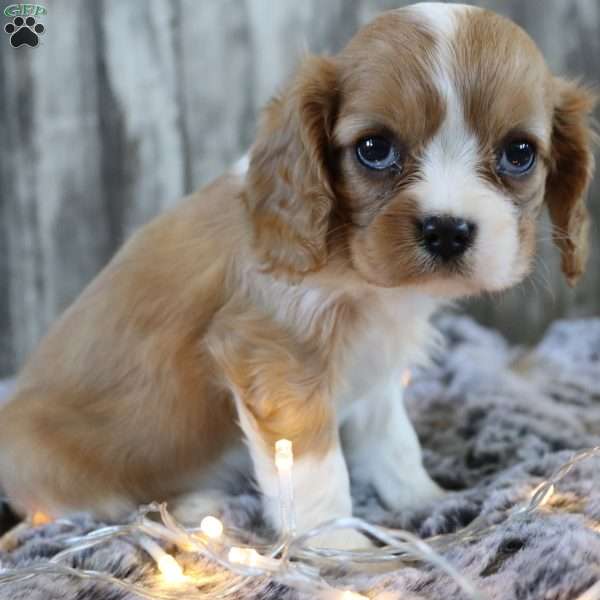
[497,141,536,176]
[356,136,400,171]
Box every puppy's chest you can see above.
[254,279,434,414]
[333,308,417,418]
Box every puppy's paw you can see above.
[306,528,373,550]
[374,472,447,512]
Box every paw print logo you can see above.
[4,16,44,48]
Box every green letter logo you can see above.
[3,4,47,18]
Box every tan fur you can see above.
[0,5,595,531]
[546,80,598,286]
[453,10,552,152]
[452,9,597,286]
[0,178,243,517]
[244,56,338,278]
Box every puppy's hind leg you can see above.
[0,392,136,522]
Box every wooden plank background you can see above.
[1,0,598,376]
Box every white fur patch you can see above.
[409,2,468,38]
[415,138,521,293]
[334,289,439,418]
[408,2,523,294]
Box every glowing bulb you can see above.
[336,591,369,600]
[157,554,187,584]
[274,438,296,535]
[138,535,187,584]
[401,369,412,388]
[228,546,259,567]
[31,511,52,526]
[275,438,293,471]
[200,515,223,539]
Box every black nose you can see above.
[421,216,476,261]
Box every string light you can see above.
[228,547,258,567]
[31,511,52,526]
[531,482,555,508]
[156,555,187,585]
[275,438,296,536]
[0,444,598,599]
[227,547,280,572]
[137,535,187,585]
[401,369,412,388]
[336,590,370,600]
[200,516,223,540]
[275,439,294,471]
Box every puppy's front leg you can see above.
[235,399,369,548]
[207,313,370,549]
[342,376,445,512]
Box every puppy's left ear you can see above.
[546,79,597,287]
[244,56,338,278]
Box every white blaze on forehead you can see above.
[408,3,523,292]
[408,2,471,38]
[412,3,551,142]
[410,3,481,218]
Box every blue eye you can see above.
[498,141,536,176]
[356,136,400,171]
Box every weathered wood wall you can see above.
[1,0,599,376]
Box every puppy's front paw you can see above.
[374,471,447,512]
[306,528,373,550]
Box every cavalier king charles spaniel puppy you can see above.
[0,2,596,549]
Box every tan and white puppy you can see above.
[0,3,596,549]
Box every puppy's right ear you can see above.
[244,56,338,278]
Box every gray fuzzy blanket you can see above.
[1,315,600,599]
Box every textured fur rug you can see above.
[1,315,600,599]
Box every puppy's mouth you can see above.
[423,254,472,277]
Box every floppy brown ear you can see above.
[546,79,597,287]
[244,56,338,278]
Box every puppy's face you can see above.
[333,5,557,296]
[245,4,596,296]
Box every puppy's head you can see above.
[244,3,596,295]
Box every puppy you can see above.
[0,3,596,549]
